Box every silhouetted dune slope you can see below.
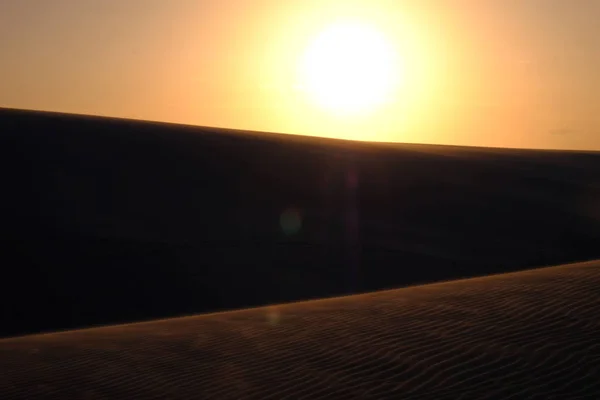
[1,260,599,399]
[1,108,600,337]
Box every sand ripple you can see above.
[1,260,600,399]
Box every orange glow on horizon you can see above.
[1,0,599,150]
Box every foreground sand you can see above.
[2,260,599,399]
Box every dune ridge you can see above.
[2,259,599,399]
[2,108,600,338]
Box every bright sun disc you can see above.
[299,20,399,116]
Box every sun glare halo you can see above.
[298,20,401,116]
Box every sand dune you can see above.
[1,108,599,397]
[2,108,600,338]
[2,259,599,399]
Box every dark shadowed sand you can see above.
[1,259,599,399]
[1,107,600,339]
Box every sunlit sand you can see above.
[2,260,599,399]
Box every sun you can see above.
[298,20,400,116]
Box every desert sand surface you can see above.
[1,259,600,399]
[1,108,600,339]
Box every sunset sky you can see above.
[1,0,599,150]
